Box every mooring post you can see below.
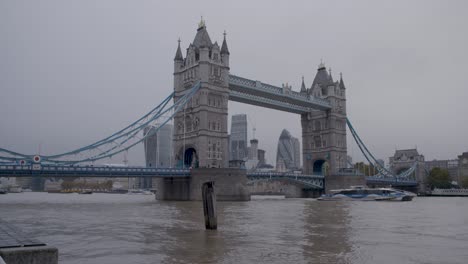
[202,181,217,230]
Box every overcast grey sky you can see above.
[1,0,467,166]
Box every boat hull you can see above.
[318,187,415,201]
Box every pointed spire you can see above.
[318,59,326,70]
[198,16,206,30]
[300,76,307,93]
[174,38,183,61]
[339,72,346,89]
[328,67,334,82]
[193,18,212,48]
[221,30,230,55]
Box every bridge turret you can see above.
[339,73,347,114]
[300,76,307,94]
[172,19,230,169]
[301,61,347,177]
[221,31,230,67]
[173,38,184,75]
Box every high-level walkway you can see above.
[228,74,331,114]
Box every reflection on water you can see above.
[302,201,352,263]
[1,193,468,264]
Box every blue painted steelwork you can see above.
[229,90,312,114]
[347,117,418,183]
[246,172,324,189]
[0,165,190,177]
[0,163,325,188]
[228,74,331,113]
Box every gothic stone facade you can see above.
[301,64,348,176]
[172,21,230,168]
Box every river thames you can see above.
[0,193,467,264]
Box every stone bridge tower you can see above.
[390,149,427,193]
[173,19,230,168]
[301,63,348,176]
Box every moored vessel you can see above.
[318,186,415,201]
[427,188,468,197]
[78,189,93,194]
[127,189,153,195]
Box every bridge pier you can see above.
[154,168,250,201]
[247,180,323,198]
[325,174,366,193]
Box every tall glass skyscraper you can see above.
[229,114,248,161]
[276,129,301,172]
[140,123,173,189]
[144,123,173,168]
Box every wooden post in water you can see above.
[202,181,217,230]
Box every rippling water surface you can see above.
[1,193,467,264]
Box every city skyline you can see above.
[1,1,467,167]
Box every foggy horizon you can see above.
[1,0,467,167]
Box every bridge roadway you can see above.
[0,165,417,188]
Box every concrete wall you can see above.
[247,180,321,198]
[153,177,191,201]
[154,168,250,201]
[0,246,58,264]
[190,168,250,201]
[325,174,366,193]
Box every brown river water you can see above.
[1,193,467,264]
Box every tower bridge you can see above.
[228,74,331,114]
[0,20,421,198]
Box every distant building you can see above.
[229,114,248,161]
[292,137,301,169]
[257,149,266,167]
[0,177,16,189]
[389,149,425,174]
[276,129,301,172]
[144,124,173,168]
[389,149,425,177]
[141,123,173,189]
[458,152,468,184]
[425,159,459,181]
[245,139,259,170]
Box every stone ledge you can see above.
[0,246,58,264]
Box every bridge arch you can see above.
[396,167,410,175]
[175,145,199,168]
[184,148,198,168]
[313,159,329,176]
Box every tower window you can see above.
[314,121,321,131]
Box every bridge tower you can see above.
[302,63,347,176]
[173,19,230,169]
[390,149,427,193]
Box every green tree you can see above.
[427,167,452,189]
[460,177,468,189]
[354,162,377,176]
[61,181,73,190]
[105,180,113,191]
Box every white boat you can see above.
[318,186,415,201]
[8,185,22,193]
[127,189,153,195]
[428,188,468,196]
